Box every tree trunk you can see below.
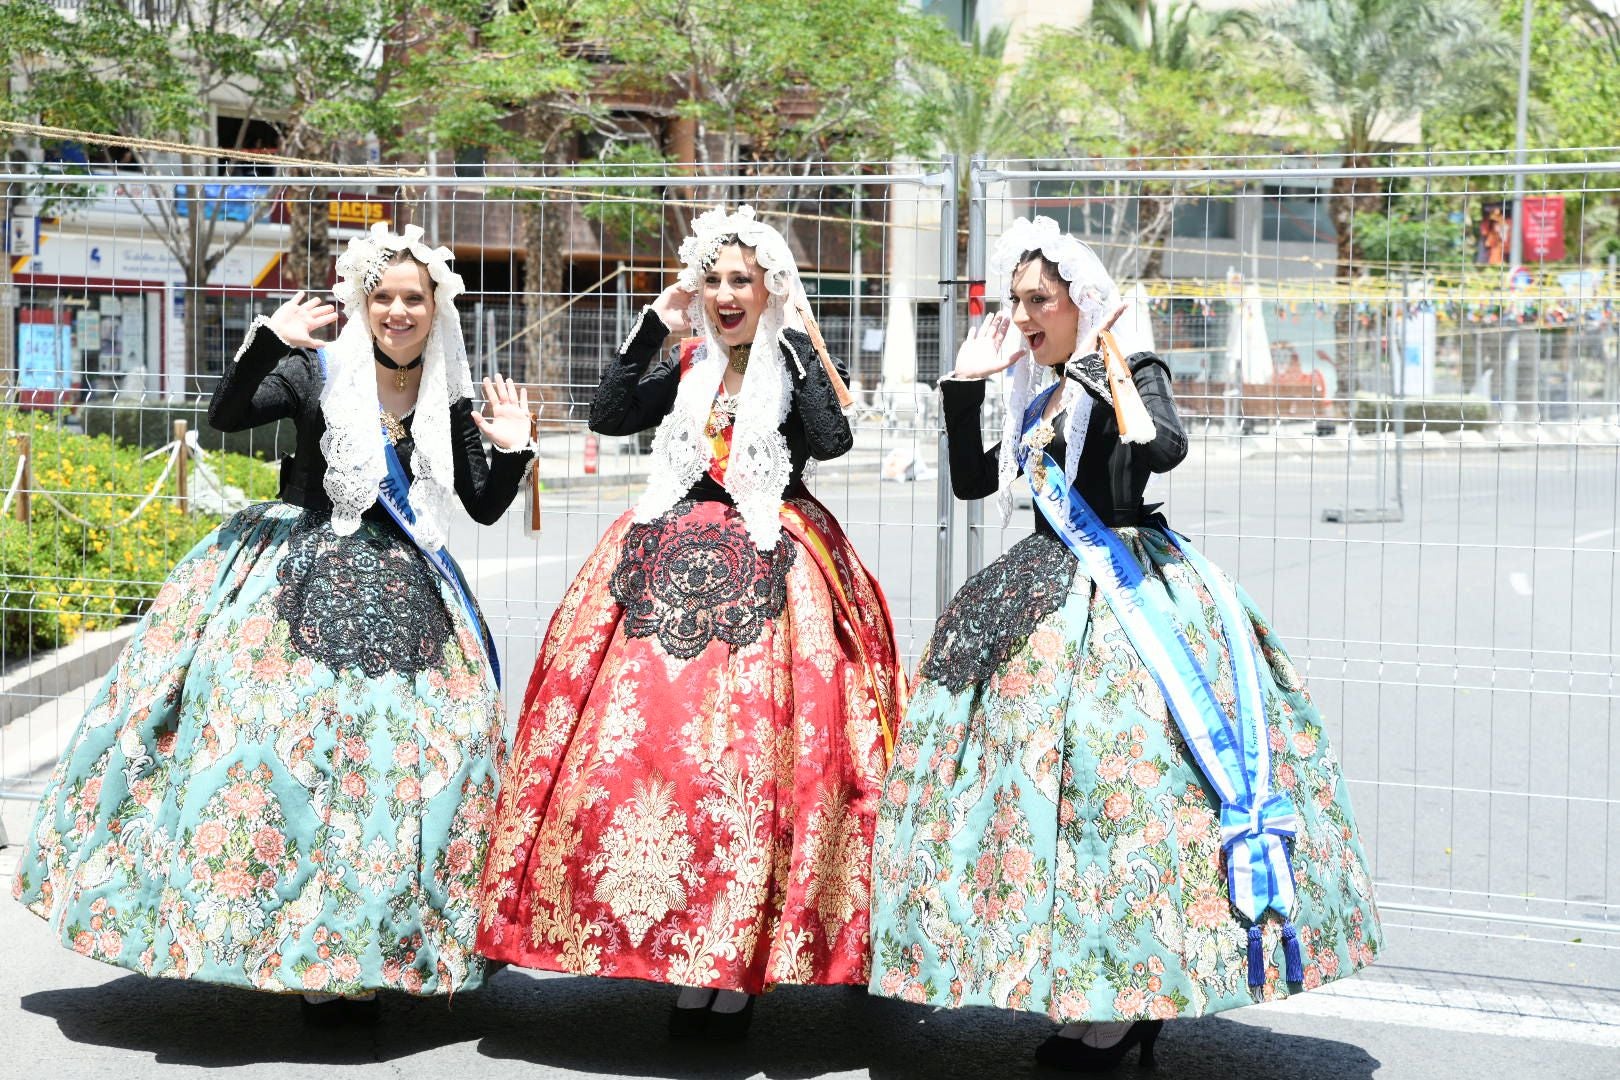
[184,195,208,397]
[521,183,570,421]
[287,192,332,294]
[285,133,332,294]
[1328,154,1385,401]
[1136,192,1171,281]
[185,258,210,397]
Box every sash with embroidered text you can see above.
[1016,381,1301,987]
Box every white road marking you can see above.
[1248,978,1620,1048]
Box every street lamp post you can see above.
[1502,0,1534,423]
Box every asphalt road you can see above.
[450,426,1620,936]
[2,423,1619,1079]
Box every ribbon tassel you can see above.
[1247,924,1265,987]
[1282,920,1305,984]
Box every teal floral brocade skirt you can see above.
[868,528,1380,1022]
[12,502,503,996]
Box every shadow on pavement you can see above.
[22,967,1382,1079]
[474,972,1383,1080]
[21,972,507,1067]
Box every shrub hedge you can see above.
[1,409,278,660]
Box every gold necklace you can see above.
[728,342,751,374]
[380,410,407,445]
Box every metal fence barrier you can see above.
[1,155,1616,951]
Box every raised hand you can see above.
[471,374,533,450]
[649,281,697,337]
[950,311,1026,380]
[1081,302,1130,357]
[265,291,338,349]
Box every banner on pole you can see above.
[1521,195,1566,262]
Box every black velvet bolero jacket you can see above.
[588,306,853,503]
[207,320,533,528]
[942,352,1189,531]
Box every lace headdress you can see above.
[634,205,809,551]
[321,221,474,550]
[988,215,1121,522]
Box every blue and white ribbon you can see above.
[1016,383,1299,986]
[375,439,500,688]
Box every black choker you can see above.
[375,348,424,390]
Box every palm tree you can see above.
[1039,1,1261,280]
[1086,0,1257,72]
[1267,0,1513,388]
[1268,0,1513,277]
[908,23,1059,264]
[912,23,1054,180]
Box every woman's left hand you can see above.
[472,374,533,449]
[1080,302,1130,356]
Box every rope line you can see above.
[0,454,27,516]
[30,441,183,529]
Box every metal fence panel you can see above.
[967,155,1620,948]
[0,163,956,812]
[2,153,1617,950]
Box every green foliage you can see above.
[386,0,594,160]
[0,411,276,660]
[574,143,680,251]
[1352,394,1494,432]
[1019,21,1307,162]
[1425,0,1620,151]
[908,23,1058,166]
[1351,208,1473,270]
[82,404,294,464]
[1266,0,1516,156]
[0,1,395,155]
[1087,0,1259,73]
[575,0,955,163]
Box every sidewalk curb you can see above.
[0,624,133,730]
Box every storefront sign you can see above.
[330,198,388,226]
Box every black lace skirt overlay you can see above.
[272,512,453,678]
[920,532,1078,692]
[609,500,796,660]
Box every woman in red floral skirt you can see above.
[476,206,903,1039]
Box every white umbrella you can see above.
[1226,287,1273,384]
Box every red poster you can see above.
[1521,195,1565,262]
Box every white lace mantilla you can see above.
[319,222,474,550]
[988,216,1120,523]
[635,206,809,551]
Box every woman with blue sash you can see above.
[12,223,535,1021]
[868,217,1380,1071]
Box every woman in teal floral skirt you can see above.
[12,224,535,1017]
[867,217,1380,1071]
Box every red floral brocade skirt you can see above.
[476,495,903,993]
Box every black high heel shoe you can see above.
[703,995,755,1042]
[669,990,716,1038]
[1035,1020,1163,1072]
[299,996,348,1028]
